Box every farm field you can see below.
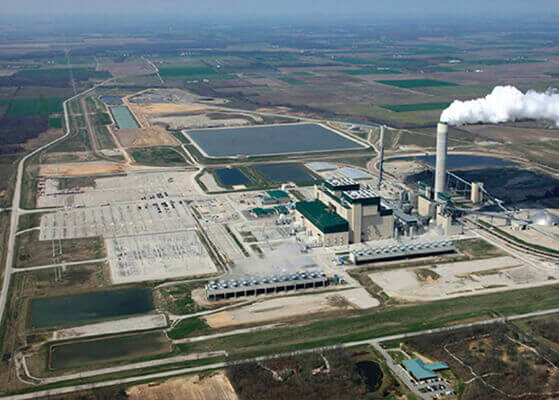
[381,102,451,112]
[0,97,65,116]
[376,79,459,88]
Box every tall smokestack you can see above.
[377,125,385,189]
[434,122,448,200]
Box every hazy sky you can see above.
[3,0,558,18]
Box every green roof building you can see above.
[251,207,278,217]
[295,200,349,234]
[266,190,290,200]
[402,358,449,381]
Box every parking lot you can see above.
[40,198,196,240]
[36,171,202,208]
[105,230,216,284]
[410,375,456,399]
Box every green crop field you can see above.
[159,66,218,78]
[377,79,459,88]
[131,146,186,166]
[279,77,306,85]
[48,116,63,129]
[335,56,374,65]
[0,97,65,116]
[12,68,110,84]
[470,58,546,66]
[343,68,402,75]
[381,102,451,112]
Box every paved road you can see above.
[0,78,114,335]
[4,306,559,399]
[172,323,284,344]
[27,351,227,385]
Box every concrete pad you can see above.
[204,289,378,328]
[368,256,559,301]
[53,314,167,340]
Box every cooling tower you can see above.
[434,122,448,200]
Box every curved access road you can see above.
[0,78,114,331]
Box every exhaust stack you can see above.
[434,122,448,200]
[377,125,385,189]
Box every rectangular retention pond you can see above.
[30,288,154,329]
[50,331,170,369]
[214,168,252,186]
[110,106,139,129]
[186,123,365,157]
[255,163,317,183]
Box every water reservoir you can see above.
[30,288,154,329]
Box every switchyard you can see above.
[39,199,196,239]
[106,231,216,284]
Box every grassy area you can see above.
[95,125,116,150]
[167,317,208,340]
[159,66,217,79]
[131,146,186,166]
[453,238,505,259]
[468,58,546,66]
[155,282,208,315]
[47,116,63,129]
[0,97,65,116]
[181,284,559,358]
[10,68,110,84]
[14,231,105,268]
[170,130,190,144]
[343,68,401,75]
[377,79,459,88]
[381,102,451,112]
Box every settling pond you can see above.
[356,361,383,392]
[99,95,122,105]
[214,168,252,186]
[30,288,154,329]
[50,331,169,370]
[255,163,317,183]
[110,106,139,129]
[186,123,365,157]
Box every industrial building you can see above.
[295,177,394,246]
[205,271,330,300]
[261,190,290,204]
[402,358,449,381]
[350,238,455,264]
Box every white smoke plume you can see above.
[440,85,559,126]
